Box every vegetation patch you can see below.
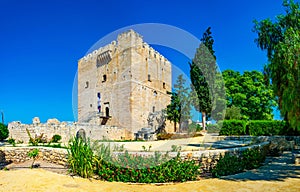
[67,137,201,183]
[212,147,266,177]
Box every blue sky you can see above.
[0,0,291,124]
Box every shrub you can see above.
[188,122,202,133]
[212,147,266,177]
[219,120,247,136]
[0,123,9,141]
[206,124,220,133]
[26,128,46,146]
[242,147,266,169]
[212,153,244,177]
[51,134,62,143]
[68,137,94,178]
[7,138,16,146]
[248,120,287,136]
[96,154,201,183]
[28,148,39,168]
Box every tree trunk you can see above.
[202,112,206,131]
[174,121,177,132]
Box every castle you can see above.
[8,30,174,142]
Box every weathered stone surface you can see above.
[32,117,40,125]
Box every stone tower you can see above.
[78,30,172,139]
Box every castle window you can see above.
[152,106,155,112]
[102,75,107,82]
[154,90,157,96]
[148,74,151,82]
[163,82,166,89]
[85,81,89,88]
[90,104,93,108]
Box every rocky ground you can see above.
[0,151,299,192]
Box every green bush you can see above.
[248,120,287,136]
[28,148,39,168]
[0,123,9,141]
[212,147,266,177]
[68,137,94,178]
[96,154,201,183]
[219,120,247,136]
[51,134,62,143]
[206,124,220,133]
[212,153,244,177]
[242,147,266,169]
[188,122,202,133]
[7,138,16,146]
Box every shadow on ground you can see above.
[221,151,300,182]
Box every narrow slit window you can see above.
[148,74,151,82]
[102,74,107,82]
[163,82,166,89]
[85,81,89,88]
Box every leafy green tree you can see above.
[0,123,8,141]
[222,70,276,120]
[166,92,181,132]
[166,75,191,132]
[190,27,218,129]
[174,74,191,131]
[253,0,300,130]
[225,105,242,120]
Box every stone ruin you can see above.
[134,111,167,140]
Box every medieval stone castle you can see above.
[8,30,174,142]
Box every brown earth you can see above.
[0,152,300,192]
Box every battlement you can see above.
[79,30,171,67]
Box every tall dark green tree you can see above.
[253,0,300,130]
[190,27,218,130]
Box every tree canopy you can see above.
[253,0,300,130]
[222,70,276,120]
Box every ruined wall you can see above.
[8,119,128,144]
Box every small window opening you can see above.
[102,75,107,82]
[148,74,151,82]
[152,106,155,113]
[85,81,89,88]
[163,82,166,89]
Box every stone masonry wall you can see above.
[0,147,68,166]
[8,120,127,144]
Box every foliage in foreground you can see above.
[212,147,266,177]
[0,123,9,141]
[96,156,200,183]
[67,137,94,178]
[67,137,201,182]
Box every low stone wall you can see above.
[0,147,68,166]
[117,142,270,173]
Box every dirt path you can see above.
[0,152,300,192]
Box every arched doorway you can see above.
[76,128,86,141]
